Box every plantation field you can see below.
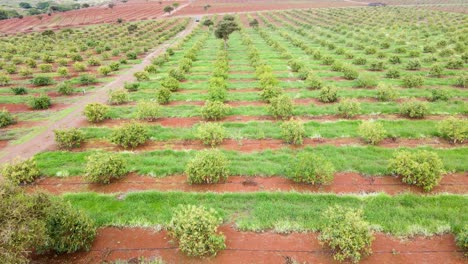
[1,5,467,264]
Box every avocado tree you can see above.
[164,5,174,14]
[214,17,239,49]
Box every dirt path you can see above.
[28,172,468,195]
[0,19,198,164]
[31,225,465,264]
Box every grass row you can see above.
[64,191,467,236]
[35,146,467,177]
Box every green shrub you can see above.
[98,66,112,76]
[402,75,424,88]
[186,149,229,184]
[400,100,429,118]
[85,152,127,184]
[289,153,335,184]
[124,82,140,92]
[157,88,171,104]
[208,86,227,102]
[109,62,120,71]
[57,81,74,95]
[73,62,86,72]
[456,225,468,256]
[201,101,231,121]
[1,158,41,185]
[41,199,96,253]
[39,63,53,73]
[83,103,109,123]
[438,116,467,144]
[337,99,360,118]
[144,65,158,74]
[356,74,378,88]
[87,57,101,66]
[260,86,283,102]
[168,68,185,81]
[196,122,226,146]
[54,128,84,150]
[28,94,52,110]
[136,101,161,121]
[31,76,54,86]
[108,89,129,105]
[319,206,373,263]
[368,60,385,71]
[268,95,293,120]
[385,68,401,79]
[376,83,399,101]
[0,108,15,128]
[455,74,467,88]
[429,64,444,77]
[57,67,69,77]
[78,74,97,85]
[429,89,451,101]
[288,59,304,72]
[168,205,225,256]
[318,86,338,103]
[280,119,305,145]
[160,76,179,91]
[342,66,359,80]
[134,71,150,81]
[259,72,279,88]
[0,74,12,86]
[405,59,421,70]
[110,122,149,149]
[446,58,464,69]
[11,87,27,95]
[389,150,444,191]
[352,57,367,65]
[358,121,387,145]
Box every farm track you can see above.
[28,172,468,195]
[31,225,465,264]
[0,19,198,164]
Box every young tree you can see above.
[164,5,174,14]
[214,18,239,49]
[173,2,180,8]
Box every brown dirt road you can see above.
[0,18,198,164]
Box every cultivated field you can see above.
[0,4,467,264]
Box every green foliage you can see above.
[429,89,451,102]
[124,82,140,92]
[400,100,429,118]
[306,73,323,89]
[168,205,225,256]
[289,153,335,184]
[405,59,421,70]
[456,225,468,255]
[83,103,109,123]
[54,128,84,150]
[196,122,226,146]
[40,199,96,253]
[30,75,53,86]
[389,150,444,192]
[358,121,387,145]
[368,60,385,71]
[98,66,112,76]
[342,66,359,80]
[318,86,338,103]
[376,83,399,101]
[57,81,74,95]
[110,122,149,149]
[280,119,305,145]
[57,67,69,77]
[214,19,239,44]
[402,75,424,88]
[385,68,401,79]
[0,73,10,86]
[85,152,127,184]
[260,86,283,102]
[454,73,467,88]
[438,117,467,144]
[356,74,378,88]
[78,74,97,85]
[337,99,360,118]
[168,68,186,81]
[186,149,229,184]
[1,158,41,185]
[429,64,444,77]
[268,95,294,120]
[446,59,463,69]
[136,101,161,121]
[27,94,51,110]
[201,101,231,121]
[319,206,373,263]
[11,87,28,95]
[108,89,129,105]
[134,71,150,81]
[0,108,15,128]
[208,86,227,102]
[156,88,171,104]
[160,76,179,91]
[73,62,86,72]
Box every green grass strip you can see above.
[35,146,467,177]
[64,191,467,236]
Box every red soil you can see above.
[0,103,68,113]
[31,225,465,264]
[0,140,7,150]
[0,1,188,34]
[28,172,468,195]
